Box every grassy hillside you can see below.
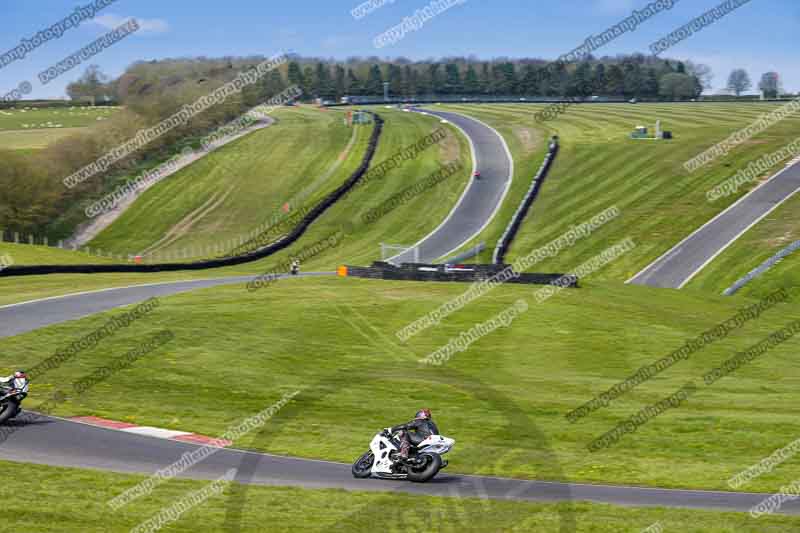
[5,461,797,532]
[219,106,472,272]
[81,107,469,269]
[5,276,800,493]
[438,103,800,284]
[88,106,368,258]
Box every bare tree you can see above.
[727,69,752,97]
[66,65,111,105]
[685,61,713,90]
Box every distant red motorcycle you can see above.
[473,170,481,179]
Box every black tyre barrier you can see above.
[493,137,559,264]
[0,113,384,278]
[342,261,578,287]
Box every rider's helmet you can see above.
[415,408,432,420]
[13,370,26,379]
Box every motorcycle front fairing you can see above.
[369,432,405,478]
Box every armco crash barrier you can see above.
[493,137,559,264]
[0,113,384,277]
[340,262,577,287]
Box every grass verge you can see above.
[4,460,799,532]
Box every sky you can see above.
[1,0,798,100]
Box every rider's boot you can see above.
[398,440,410,461]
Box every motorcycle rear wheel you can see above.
[407,452,442,483]
[352,451,374,478]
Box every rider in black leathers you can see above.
[390,408,439,459]
[0,371,28,394]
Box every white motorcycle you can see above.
[352,429,455,482]
[0,374,29,425]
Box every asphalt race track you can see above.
[2,413,798,515]
[0,272,333,338]
[389,109,513,264]
[629,159,800,289]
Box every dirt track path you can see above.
[140,187,235,256]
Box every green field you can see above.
[438,103,800,289]
[0,106,118,151]
[0,242,118,268]
[4,276,800,494]
[0,107,472,299]
[7,461,796,532]
[0,106,118,130]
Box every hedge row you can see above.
[493,137,559,264]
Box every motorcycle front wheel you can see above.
[0,400,18,424]
[406,452,442,483]
[352,451,374,478]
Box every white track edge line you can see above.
[434,111,516,261]
[0,276,250,310]
[0,272,335,311]
[388,109,513,263]
[626,161,800,285]
[386,110,478,263]
[677,182,800,288]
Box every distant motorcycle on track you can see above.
[0,372,29,424]
[351,428,455,482]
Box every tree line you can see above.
[63,53,713,105]
[276,54,709,100]
[727,69,786,98]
